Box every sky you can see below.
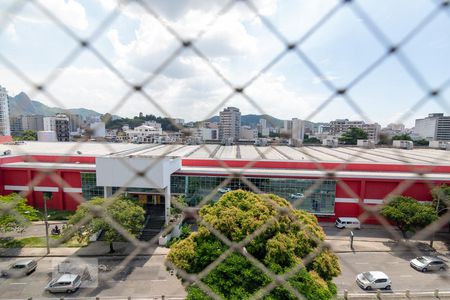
[0,0,449,127]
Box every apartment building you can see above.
[219,107,241,143]
[0,85,11,136]
[329,119,380,142]
[414,113,450,141]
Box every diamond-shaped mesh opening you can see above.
[0,0,450,299]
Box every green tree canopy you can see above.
[0,193,39,233]
[338,127,368,145]
[431,184,450,215]
[413,139,429,146]
[68,196,145,252]
[381,196,438,237]
[13,130,37,141]
[391,134,412,141]
[168,190,340,300]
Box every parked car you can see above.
[289,192,304,199]
[356,271,391,290]
[410,256,448,272]
[1,259,37,278]
[45,273,82,293]
[335,217,361,229]
[218,187,231,193]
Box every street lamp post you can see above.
[430,206,448,248]
[27,196,51,254]
[43,196,50,255]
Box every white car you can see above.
[1,259,37,278]
[289,193,304,199]
[45,273,82,293]
[356,271,391,290]
[218,187,231,193]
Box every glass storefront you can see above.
[81,172,337,215]
[81,172,104,200]
[171,175,336,215]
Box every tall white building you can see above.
[240,126,258,141]
[291,118,305,146]
[89,122,106,138]
[414,113,450,141]
[0,85,11,136]
[257,118,270,137]
[219,107,241,143]
[43,116,56,131]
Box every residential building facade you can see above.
[0,85,11,136]
[219,107,241,143]
[21,115,44,131]
[55,114,70,141]
[43,116,56,131]
[414,113,450,141]
[329,119,381,142]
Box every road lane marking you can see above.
[10,282,28,285]
[149,279,167,282]
[355,262,369,265]
[400,275,413,277]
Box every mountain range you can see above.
[8,92,105,119]
[8,92,322,129]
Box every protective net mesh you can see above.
[0,0,450,299]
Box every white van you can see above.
[335,217,361,229]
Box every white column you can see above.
[165,185,171,225]
[104,186,113,198]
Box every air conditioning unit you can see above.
[322,138,338,148]
[357,139,375,148]
[393,140,413,150]
[429,141,450,150]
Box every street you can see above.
[336,251,450,294]
[0,255,186,299]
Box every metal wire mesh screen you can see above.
[0,0,450,299]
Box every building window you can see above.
[171,175,336,215]
[81,172,103,200]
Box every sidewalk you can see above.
[0,241,170,258]
[326,238,449,254]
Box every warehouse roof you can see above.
[1,142,450,166]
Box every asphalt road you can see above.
[0,255,186,299]
[336,251,450,294]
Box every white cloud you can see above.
[5,23,17,41]
[9,0,89,31]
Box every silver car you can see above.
[356,271,391,290]
[1,259,37,278]
[410,256,448,272]
[45,273,82,293]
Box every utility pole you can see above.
[43,193,50,255]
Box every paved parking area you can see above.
[336,251,450,295]
[0,255,186,299]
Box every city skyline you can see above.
[0,0,449,127]
[4,87,449,130]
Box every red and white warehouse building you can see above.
[1,142,449,224]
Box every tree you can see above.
[303,135,321,144]
[168,190,340,300]
[413,139,429,146]
[338,127,368,145]
[381,196,438,238]
[68,196,145,252]
[0,193,39,233]
[377,133,391,145]
[101,113,112,125]
[392,134,412,141]
[13,130,37,141]
[431,184,450,215]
